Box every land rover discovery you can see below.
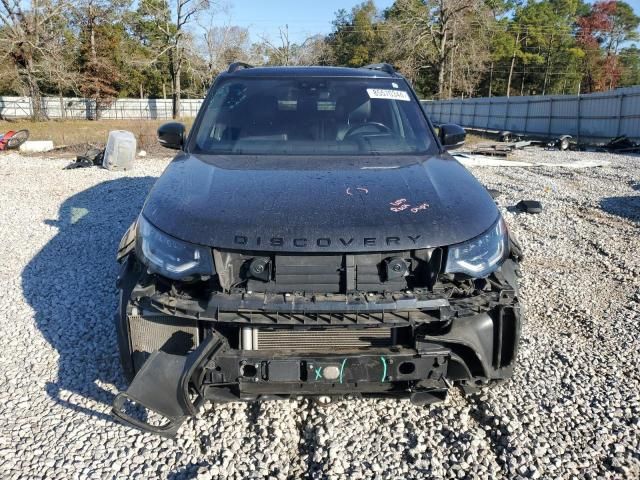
[112,63,522,436]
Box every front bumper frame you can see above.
[112,254,522,437]
[112,333,452,437]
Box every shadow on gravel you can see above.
[21,176,156,422]
[600,196,640,223]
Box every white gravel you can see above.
[0,149,639,479]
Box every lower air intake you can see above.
[256,327,392,352]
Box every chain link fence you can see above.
[0,97,204,120]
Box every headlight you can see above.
[445,216,509,277]
[136,215,214,280]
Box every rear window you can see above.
[191,77,435,156]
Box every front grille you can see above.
[214,248,441,294]
[253,254,343,293]
[255,327,393,352]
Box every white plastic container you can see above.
[103,130,136,171]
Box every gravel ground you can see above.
[0,149,639,479]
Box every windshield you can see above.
[192,77,435,156]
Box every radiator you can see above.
[255,327,392,352]
[128,314,198,359]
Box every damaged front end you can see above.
[112,217,523,437]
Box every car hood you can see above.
[142,153,498,252]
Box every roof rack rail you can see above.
[361,63,397,76]
[227,62,254,73]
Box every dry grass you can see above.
[0,118,194,152]
[2,118,485,154]
[464,133,488,145]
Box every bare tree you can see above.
[0,0,68,119]
[136,0,212,118]
[258,25,329,66]
[385,0,488,98]
[201,24,252,76]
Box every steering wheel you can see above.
[343,122,391,139]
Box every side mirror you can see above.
[157,122,185,150]
[439,124,466,150]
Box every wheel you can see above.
[6,129,29,149]
[559,138,569,151]
[557,136,571,151]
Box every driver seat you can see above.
[336,99,371,141]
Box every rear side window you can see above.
[193,77,435,156]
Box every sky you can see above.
[223,0,640,44]
[222,0,395,43]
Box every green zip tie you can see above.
[380,356,388,382]
[339,358,347,384]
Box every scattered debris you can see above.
[470,142,515,157]
[0,129,29,151]
[64,148,105,170]
[453,153,611,169]
[515,200,543,214]
[544,159,611,169]
[600,135,640,154]
[19,140,54,153]
[453,153,533,167]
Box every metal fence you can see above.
[0,96,204,120]
[421,86,640,143]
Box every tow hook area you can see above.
[112,333,226,437]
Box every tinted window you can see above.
[192,77,434,155]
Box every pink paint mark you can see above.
[411,203,429,213]
[346,187,353,196]
[390,204,410,212]
[356,187,369,194]
[389,198,408,207]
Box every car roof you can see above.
[223,66,397,79]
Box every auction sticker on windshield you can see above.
[367,89,411,101]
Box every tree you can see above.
[0,0,68,119]
[578,1,640,91]
[326,1,386,67]
[133,0,212,118]
[257,26,329,66]
[384,0,490,98]
[72,0,129,118]
[201,25,251,75]
[619,45,640,86]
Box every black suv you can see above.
[112,63,522,436]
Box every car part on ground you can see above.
[515,200,543,214]
[64,148,105,169]
[0,129,29,151]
